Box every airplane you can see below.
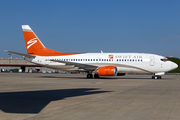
[5,25,178,79]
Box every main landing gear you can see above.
[86,73,99,78]
[152,75,162,79]
[87,73,93,78]
[94,74,99,78]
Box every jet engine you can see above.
[97,66,117,76]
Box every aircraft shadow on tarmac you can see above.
[0,88,110,114]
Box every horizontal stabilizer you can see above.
[5,50,35,58]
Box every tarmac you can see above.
[0,73,180,120]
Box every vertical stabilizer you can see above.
[22,25,61,56]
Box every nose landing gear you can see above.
[152,75,162,79]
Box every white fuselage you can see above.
[25,53,177,74]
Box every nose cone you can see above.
[171,62,178,70]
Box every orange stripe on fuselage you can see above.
[35,53,86,56]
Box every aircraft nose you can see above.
[171,62,178,70]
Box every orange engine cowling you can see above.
[98,66,117,76]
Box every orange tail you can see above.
[22,25,61,56]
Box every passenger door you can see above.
[149,56,155,66]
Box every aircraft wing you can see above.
[49,59,98,71]
[5,50,35,58]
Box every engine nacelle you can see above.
[98,66,117,76]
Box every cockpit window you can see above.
[161,58,169,62]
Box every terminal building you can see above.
[0,58,55,73]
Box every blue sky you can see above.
[0,0,180,58]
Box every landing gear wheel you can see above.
[94,74,99,78]
[87,74,93,78]
[152,75,162,79]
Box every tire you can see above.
[94,74,99,78]
[87,74,93,78]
